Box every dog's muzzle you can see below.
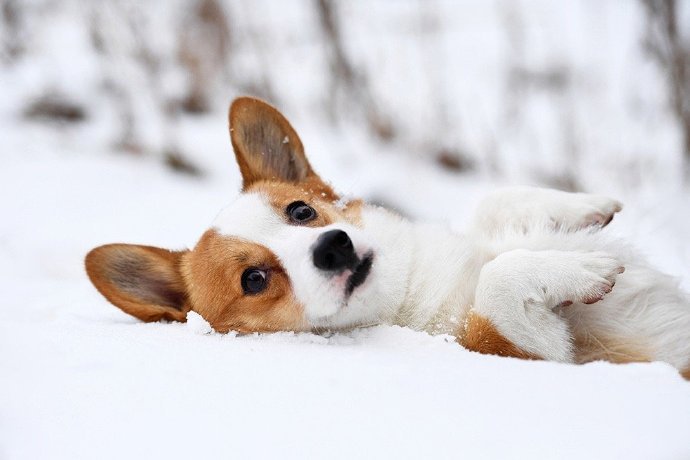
[312,229,374,297]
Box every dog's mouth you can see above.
[345,252,374,297]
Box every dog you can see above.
[86,97,690,378]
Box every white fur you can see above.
[215,186,690,372]
[472,186,623,237]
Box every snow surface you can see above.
[2,1,690,459]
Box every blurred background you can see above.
[0,0,689,292]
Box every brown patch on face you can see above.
[573,333,652,365]
[458,312,540,360]
[246,180,363,228]
[181,230,307,333]
[681,368,690,381]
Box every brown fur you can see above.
[85,234,308,332]
[181,230,307,333]
[459,312,539,360]
[248,178,337,204]
[573,333,651,365]
[85,244,191,322]
[230,96,314,188]
[247,181,362,228]
[682,368,690,381]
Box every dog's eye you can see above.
[241,268,267,294]
[286,201,317,223]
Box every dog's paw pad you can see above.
[576,198,622,230]
[555,300,574,308]
[573,253,624,305]
[581,211,614,228]
[582,282,614,304]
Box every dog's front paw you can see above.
[564,195,623,231]
[560,252,625,306]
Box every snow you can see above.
[2,1,690,459]
[3,307,690,459]
[185,311,215,335]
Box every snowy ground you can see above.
[1,116,690,459]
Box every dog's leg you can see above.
[459,249,624,362]
[472,186,622,236]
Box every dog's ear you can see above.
[85,244,191,323]
[229,97,317,188]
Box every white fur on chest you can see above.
[382,220,486,334]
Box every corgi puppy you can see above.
[86,97,690,378]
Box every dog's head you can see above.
[86,97,410,333]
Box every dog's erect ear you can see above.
[85,244,191,323]
[229,97,317,188]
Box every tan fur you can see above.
[181,230,308,333]
[682,368,690,381]
[573,333,651,365]
[341,198,364,226]
[85,244,191,322]
[247,181,362,228]
[248,178,337,204]
[459,312,539,360]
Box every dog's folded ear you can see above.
[229,97,316,188]
[85,244,191,323]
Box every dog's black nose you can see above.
[312,230,357,271]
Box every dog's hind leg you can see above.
[471,186,622,236]
[459,249,624,362]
